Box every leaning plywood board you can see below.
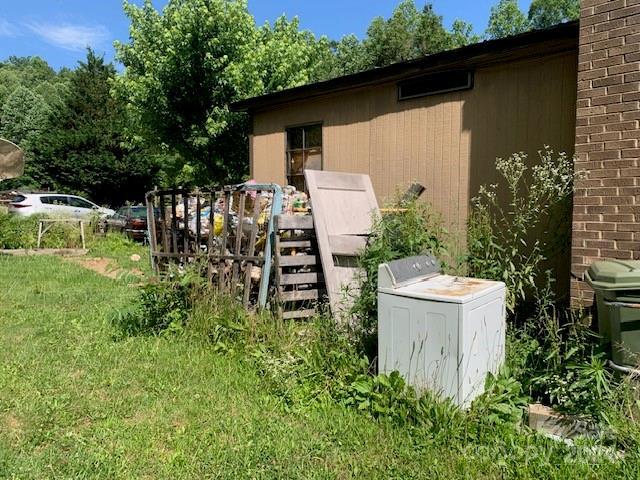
[304,170,379,319]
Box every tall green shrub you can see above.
[467,147,578,313]
[351,195,448,351]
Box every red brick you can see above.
[603,231,634,240]
[586,222,617,231]
[579,50,608,64]
[579,67,608,81]
[605,139,637,149]
[591,131,622,141]
[588,187,619,196]
[590,113,623,125]
[576,142,605,153]
[595,0,625,14]
[618,205,640,214]
[610,5,640,19]
[625,71,640,82]
[592,75,624,88]
[618,223,640,231]
[587,240,616,249]
[583,12,613,27]
[622,110,640,120]
[594,55,624,68]
[622,129,640,138]
[622,147,640,157]
[575,196,603,205]
[602,213,635,221]
[579,86,607,99]
[602,176,635,186]
[573,248,601,257]
[577,125,606,135]
[582,0,611,7]
[577,106,606,116]
[610,23,640,38]
[609,43,640,56]
[608,62,640,75]
[607,82,640,94]
[593,37,625,51]
[605,120,638,131]
[573,230,602,239]
[590,150,622,161]
[584,205,616,214]
[602,195,635,204]
[603,158,636,168]
[601,249,633,259]
[617,241,640,250]
[593,93,623,105]
[606,101,639,112]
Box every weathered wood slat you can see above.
[282,309,317,320]
[280,272,324,285]
[159,194,169,255]
[230,193,246,296]
[278,255,318,267]
[278,240,312,249]
[275,215,314,230]
[171,192,178,255]
[242,192,262,307]
[183,190,189,255]
[218,191,230,292]
[280,290,319,302]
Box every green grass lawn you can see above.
[0,255,634,478]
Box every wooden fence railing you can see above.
[145,184,283,308]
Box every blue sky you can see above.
[0,0,533,70]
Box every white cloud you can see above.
[24,22,109,51]
[0,18,19,37]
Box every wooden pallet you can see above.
[274,214,326,319]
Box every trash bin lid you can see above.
[585,260,640,290]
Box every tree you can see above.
[528,0,580,30]
[43,50,159,205]
[115,0,333,185]
[486,0,529,39]
[331,35,371,76]
[449,20,481,48]
[351,1,480,70]
[413,4,455,57]
[0,86,53,189]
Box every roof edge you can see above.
[231,20,578,113]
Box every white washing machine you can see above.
[377,256,506,407]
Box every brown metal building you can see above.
[232,22,579,234]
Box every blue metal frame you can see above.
[226,183,283,308]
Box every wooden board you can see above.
[304,170,379,319]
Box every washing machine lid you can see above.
[378,274,504,303]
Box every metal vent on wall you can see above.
[398,70,473,101]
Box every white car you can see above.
[8,193,115,218]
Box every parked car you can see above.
[8,193,115,218]
[104,205,157,241]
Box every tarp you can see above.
[0,138,24,181]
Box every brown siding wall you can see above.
[251,52,578,234]
[571,0,640,306]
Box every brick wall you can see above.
[572,0,640,305]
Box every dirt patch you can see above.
[3,413,23,438]
[66,257,144,280]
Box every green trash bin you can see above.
[585,260,640,367]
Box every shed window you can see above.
[398,70,473,100]
[286,124,322,191]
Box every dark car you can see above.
[105,205,155,241]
